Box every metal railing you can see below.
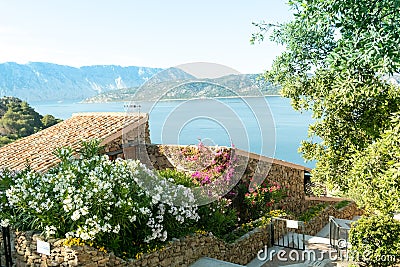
[0,226,12,267]
[271,217,305,250]
[329,216,350,257]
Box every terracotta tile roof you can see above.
[0,112,147,172]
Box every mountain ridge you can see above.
[0,62,281,102]
[0,62,163,101]
[83,73,280,103]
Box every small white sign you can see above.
[286,219,299,229]
[37,240,51,255]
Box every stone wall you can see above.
[12,201,364,267]
[239,150,307,213]
[14,227,270,267]
[303,201,364,236]
[102,120,151,160]
[139,144,310,214]
[15,231,122,267]
[10,143,365,267]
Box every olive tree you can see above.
[253,0,400,212]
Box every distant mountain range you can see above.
[83,72,280,102]
[0,62,162,101]
[2,62,400,103]
[0,62,279,102]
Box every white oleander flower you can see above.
[45,225,57,236]
[0,219,10,228]
[71,210,81,221]
[112,224,120,234]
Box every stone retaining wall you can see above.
[9,143,364,266]
[303,201,364,236]
[12,201,363,267]
[142,144,311,214]
[14,227,270,267]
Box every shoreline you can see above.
[81,94,282,104]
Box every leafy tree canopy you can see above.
[0,97,62,146]
[41,114,62,128]
[348,113,400,214]
[253,0,400,213]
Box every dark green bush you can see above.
[196,198,238,239]
[157,168,239,239]
[349,215,400,267]
[157,168,197,188]
[334,200,350,210]
[297,203,328,222]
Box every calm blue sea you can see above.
[30,96,315,168]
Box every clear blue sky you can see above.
[0,0,293,73]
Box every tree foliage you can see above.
[0,97,62,146]
[348,113,400,214]
[253,0,400,211]
[349,214,400,266]
[41,114,62,128]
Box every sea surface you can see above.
[30,96,315,168]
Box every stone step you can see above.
[334,219,353,229]
[246,246,283,267]
[190,257,245,267]
[303,258,332,267]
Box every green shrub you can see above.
[223,216,271,243]
[0,141,199,257]
[334,200,350,210]
[157,168,197,188]
[349,215,400,267]
[298,203,328,222]
[196,198,238,238]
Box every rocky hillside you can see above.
[83,73,280,102]
[0,62,282,102]
[0,62,163,101]
[0,96,61,146]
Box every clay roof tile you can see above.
[0,112,147,172]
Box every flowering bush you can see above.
[190,146,234,186]
[158,142,289,237]
[0,140,198,256]
[161,141,289,224]
[162,140,243,206]
[243,180,287,220]
[157,168,239,239]
[0,139,291,257]
[196,197,238,238]
[163,140,217,172]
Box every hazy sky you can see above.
[0,1,293,73]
